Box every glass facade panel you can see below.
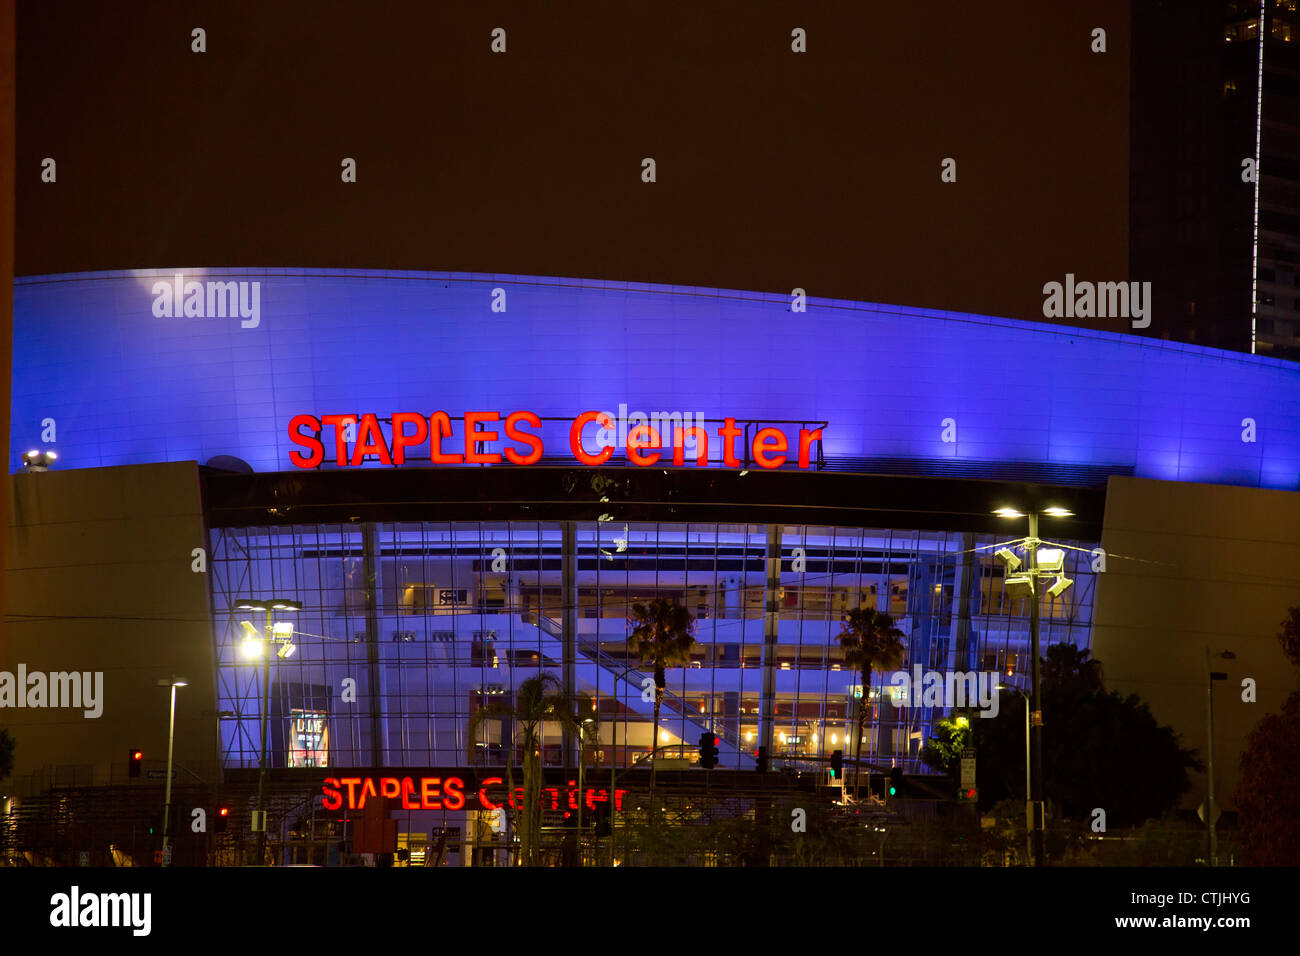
[210,521,1098,775]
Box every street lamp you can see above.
[158,676,187,867]
[1206,648,1236,866]
[235,598,302,866]
[994,505,1074,867]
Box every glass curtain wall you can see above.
[210,521,1098,774]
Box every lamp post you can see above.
[997,683,1032,865]
[158,676,187,867]
[1206,648,1235,866]
[235,598,301,866]
[994,505,1074,867]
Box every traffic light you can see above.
[829,749,843,779]
[215,807,229,833]
[128,749,143,778]
[957,787,978,802]
[697,732,719,769]
[755,746,769,772]
[889,766,903,797]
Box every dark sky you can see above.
[17,0,1129,326]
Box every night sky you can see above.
[17,0,1129,326]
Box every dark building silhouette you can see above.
[1132,0,1300,359]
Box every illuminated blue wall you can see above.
[12,268,1300,488]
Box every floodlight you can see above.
[239,621,261,640]
[1042,507,1074,517]
[995,548,1022,572]
[240,638,264,659]
[1047,575,1073,598]
[1036,548,1065,573]
[276,642,297,659]
[235,600,267,611]
[1004,574,1035,599]
[993,507,1025,518]
[272,621,295,637]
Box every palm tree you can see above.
[837,606,906,801]
[466,672,584,866]
[626,598,697,798]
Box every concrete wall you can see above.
[1093,476,1300,814]
[2,462,217,794]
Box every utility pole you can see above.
[1028,511,1044,868]
[255,606,272,865]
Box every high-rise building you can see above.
[1132,0,1300,359]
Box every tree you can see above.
[837,606,906,800]
[465,673,585,866]
[935,644,1198,829]
[919,712,974,775]
[1233,606,1300,865]
[627,599,697,799]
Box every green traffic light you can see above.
[889,786,897,795]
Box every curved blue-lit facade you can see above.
[12,268,1300,487]
[9,268,1296,826]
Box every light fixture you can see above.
[21,449,57,472]
[1047,575,1073,597]
[240,637,264,659]
[1036,548,1065,573]
[272,621,295,637]
[831,733,838,745]
[993,507,1025,518]
[1042,506,1074,517]
[239,621,261,641]
[276,642,297,659]
[995,548,1022,572]
[235,598,302,612]
[1005,574,1035,599]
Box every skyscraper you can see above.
[1132,0,1300,359]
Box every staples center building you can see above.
[6,268,1300,858]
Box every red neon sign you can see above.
[289,411,823,471]
[321,775,627,814]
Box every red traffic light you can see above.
[132,751,142,760]
[713,736,720,747]
[218,807,229,817]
